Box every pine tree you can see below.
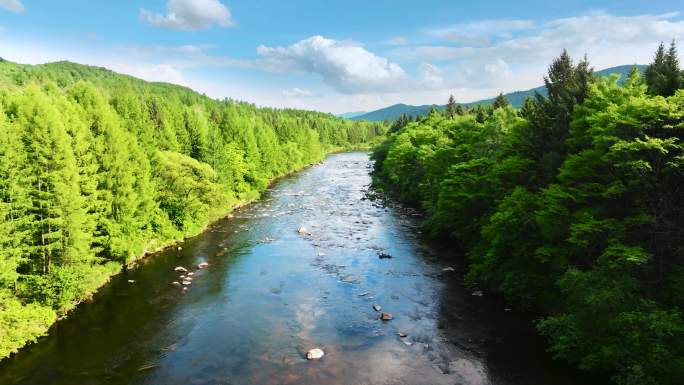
[14,85,93,274]
[445,94,457,118]
[69,82,154,263]
[492,92,509,109]
[0,106,32,290]
[645,41,682,97]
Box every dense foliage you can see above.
[372,46,684,384]
[0,59,385,359]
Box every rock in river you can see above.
[197,262,209,269]
[306,348,325,360]
[174,266,188,273]
[380,312,393,321]
[372,304,382,312]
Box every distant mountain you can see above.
[350,65,646,122]
[336,111,367,119]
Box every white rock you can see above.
[472,290,483,297]
[187,272,195,276]
[174,266,188,273]
[372,304,381,312]
[127,280,135,283]
[177,246,182,251]
[306,348,325,360]
[171,281,181,286]
[182,280,192,286]
[197,262,209,269]
[442,267,455,272]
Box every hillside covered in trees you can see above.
[351,65,646,122]
[372,42,684,385]
[0,59,386,359]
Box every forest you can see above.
[0,59,385,360]
[372,42,684,385]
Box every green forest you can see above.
[0,59,385,359]
[372,42,684,385]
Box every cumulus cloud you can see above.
[282,88,314,97]
[0,0,24,13]
[140,0,235,30]
[257,35,407,94]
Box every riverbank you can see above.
[0,146,365,363]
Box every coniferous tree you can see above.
[445,94,457,118]
[645,40,682,97]
[492,92,509,109]
[0,109,31,291]
[14,86,93,275]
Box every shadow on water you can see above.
[0,152,606,385]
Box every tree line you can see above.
[0,59,386,359]
[372,41,683,385]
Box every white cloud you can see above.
[282,87,314,97]
[0,0,24,13]
[428,19,535,40]
[140,0,235,31]
[391,12,684,94]
[419,63,443,88]
[257,35,408,94]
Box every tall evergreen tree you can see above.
[492,92,509,109]
[14,85,94,274]
[645,40,682,97]
[445,94,458,118]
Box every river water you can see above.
[0,152,599,385]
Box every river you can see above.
[0,152,600,385]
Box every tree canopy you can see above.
[372,43,684,385]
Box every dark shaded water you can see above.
[0,153,600,385]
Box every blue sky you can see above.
[1,0,683,113]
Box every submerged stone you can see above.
[306,348,324,360]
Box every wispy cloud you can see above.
[140,0,235,31]
[0,0,24,13]
[282,87,315,97]
[427,19,535,40]
[391,11,684,93]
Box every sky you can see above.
[0,0,683,114]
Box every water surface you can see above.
[0,152,599,385]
